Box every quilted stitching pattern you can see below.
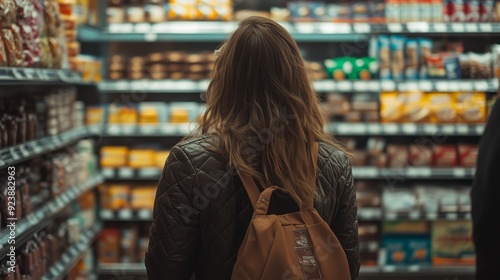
[146,137,360,280]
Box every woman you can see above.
[146,16,360,280]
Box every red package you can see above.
[479,0,495,22]
[445,0,466,22]
[457,144,478,167]
[408,144,433,166]
[387,144,409,168]
[432,145,458,167]
[464,0,480,22]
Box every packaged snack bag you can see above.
[390,35,406,81]
[428,93,457,123]
[455,92,486,123]
[402,91,431,123]
[405,39,418,80]
[418,38,433,79]
[380,92,405,122]
[379,35,391,79]
[324,56,355,80]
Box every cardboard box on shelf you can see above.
[100,146,129,167]
[432,221,475,265]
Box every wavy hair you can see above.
[193,16,346,207]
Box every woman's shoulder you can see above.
[318,141,350,165]
[172,134,226,166]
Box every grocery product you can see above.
[324,56,355,80]
[130,186,156,209]
[493,44,500,79]
[428,93,457,123]
[98,228,121,263]
[381,221,431,266]
[432,145,458,167]
[100,146,129,167]
[455,92,486,123]
[432,221,475,265]
[402,91,430,123]
[380,92,404,122]
[469,52,493,79]
[101,185,131,210]
[378,35,391,79]
[404,39,418,80]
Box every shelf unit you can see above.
[0,68,89,85]
[41,223,102,280]
[78,22,500,42]
[99,123,485,137]
[98,79,499,93]
[0,175,104,256]
[0,125,101,169]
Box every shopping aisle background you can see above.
[1,0,499,279]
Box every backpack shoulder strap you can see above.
[237,170,261,210]
[303,141,319,209]
[238,141,320,210]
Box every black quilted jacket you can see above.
[146,136,360,280]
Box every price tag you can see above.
[451,23,465,32]
[140,125,158,135]
[353,167,378,179]
[459,81,473,91]
[139,168,161,178]
[109,23,133,33]
[178,123,192,135]
[138,209,152,220]
[367,124,381,134]
[407,22,429,33]
[387,23,403,33]
[368,242,379,252]
[337,81,352,91]
[380,80,396,91]
[386,212,397,220]
[56,263,64,273]
[62,255,71,264]
[441,125,455,134]
[476,125,485,135]
[423,124,438,134]
[474,81,488,91]
[453,168,466,178]
[118,168,134,178]
[354,82,368,91]
[12,68,26,79]
[101,209,114,220]
[436,81,450,91]
[69,247,78,256]
[456,125,469,134]
[448,82,460,91]
[107,125,122,135]
[402,124,417,134]
[135,23,151,33]
[433,23,447,32]
[118,209,133,220]
[114,81,128,90]
[479,23,493,32]
[353,23,370,33]
[383,124,399,135]
[336,124,349,134]
[145,33,158,42]
[408,265,421,272]
[121,125,136,135]
[465,23,478,32]
[349,124,367,134]
[161,124,178,135]
[102,168,115,179]
[426,212,438,220]
[409,211,421,220]
[419,81,432,92]
[407,168,432,177]
[446,212,458,220]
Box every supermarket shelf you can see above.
[360,265,475,277]
[97,263,474,277]
[101,123,485,137]
[98,79,499,93]
[0,67,87,85]
[0,175,104,257]
[0,126,100,169]
[41,223,102,280]
[103,167,474,181]
[98,263,147,275]
[101,208,153,221]
[78,22,500,43]
[329,123,485,136]
[352,167,475,179]
[102,167,162,180]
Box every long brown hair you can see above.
[194,16,346,207]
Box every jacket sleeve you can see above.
[330,156,360,280]
[146,146,200,280]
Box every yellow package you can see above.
[85,107,104,125]
[156,151,171,169]
[455,92,486,123]
[428,93,457,123]
[131,187,157,210]
[402,91,430,123]
[101,185,131,210]
[118,107,138,124]
[140,108,159,124]
[100,146,129,167]
[168,4,197,20]
[129,149,156,168]
[170,109,190,123]
[380,92,404,123]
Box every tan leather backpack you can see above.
[232,143,351,280]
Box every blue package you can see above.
[405,39,419,80]
[378,35,391,80]
[418,38,433,79]
[444,55,461,79]
[390,35,406,81]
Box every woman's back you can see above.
[146,136,359,279]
